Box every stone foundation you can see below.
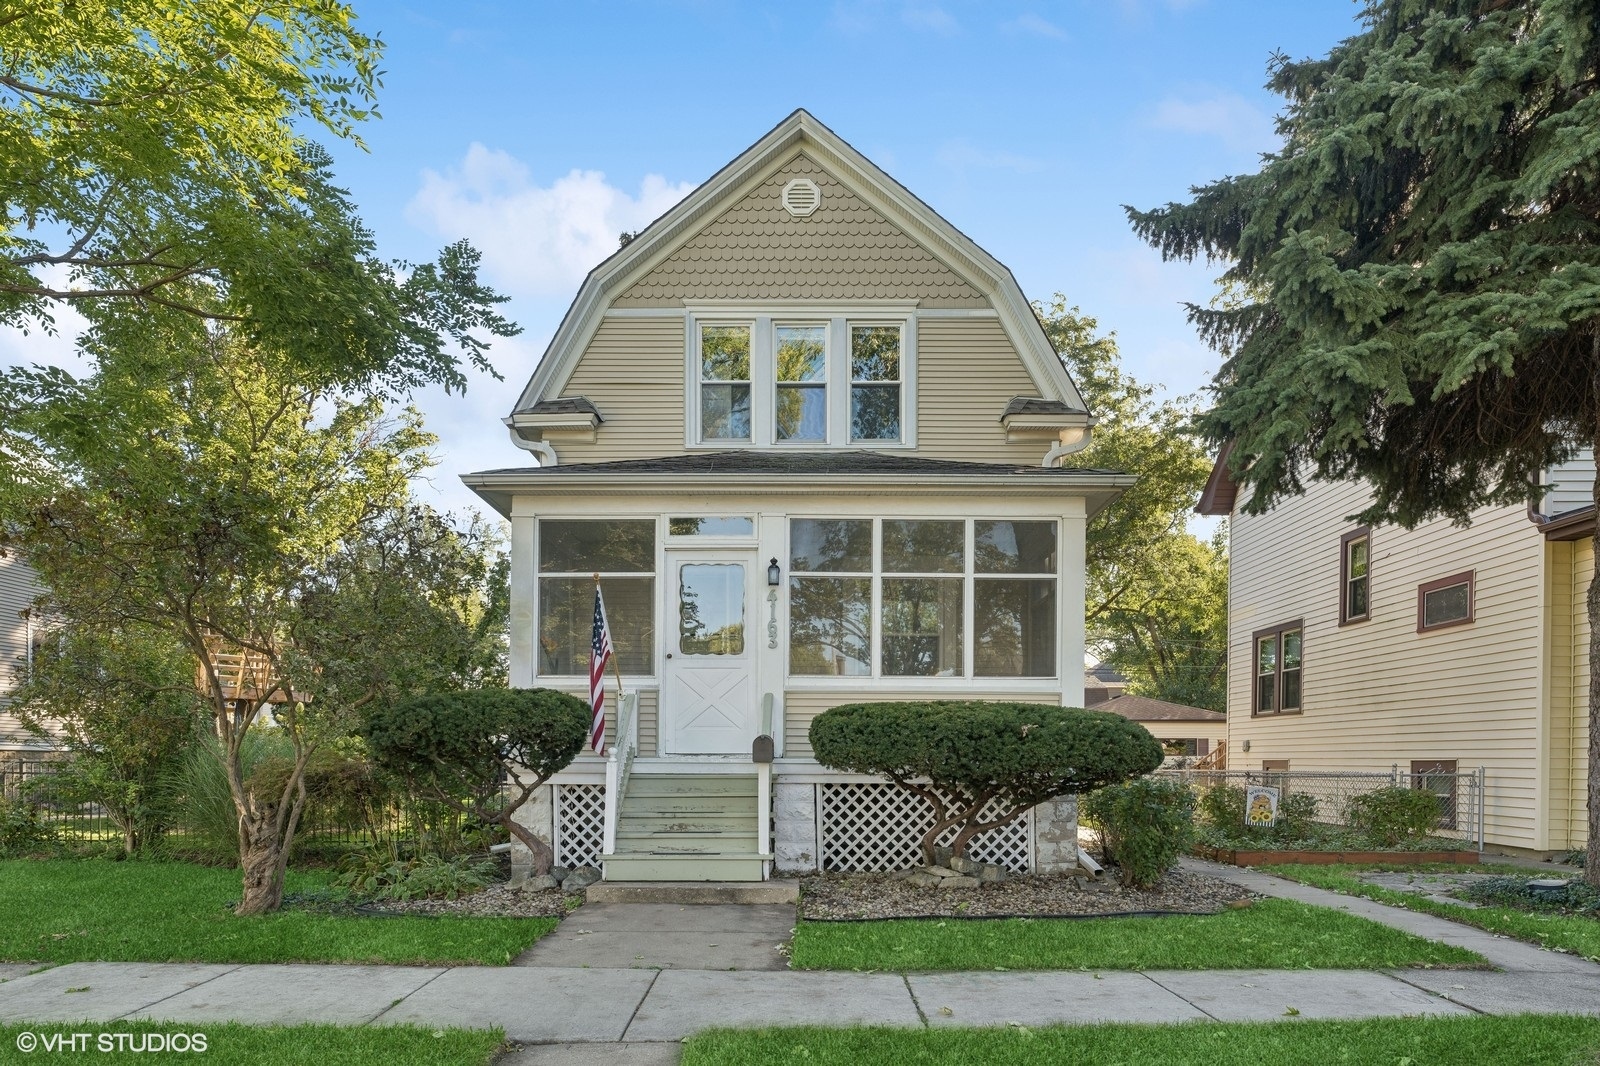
[1033,793,1080,873]
[773,780,819,874]
[508,784,554,885]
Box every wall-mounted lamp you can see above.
[767,558,781,586]
[1241,740,1252,753]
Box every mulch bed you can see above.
[798,867,1262,921]
[359,882,580,918]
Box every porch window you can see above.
[789,518,872,676]
[881,520,963,676]
[537,519,655,675]
[788,517,1059,680]
[973,520,1057,677]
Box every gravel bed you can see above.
[361,882,580,918]
[799,867,1262,921]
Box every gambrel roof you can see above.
[511,109,1089,418]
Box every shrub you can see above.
[365,688,590,876]
[1346,786,1441,847]
[1198,784,1246,828]
[336,850,498,901]
[1081,777,1196,888]
[0,796,60,858]
[1276,791,1320,838]
[166,731,292,865]
[809,701,1163,864]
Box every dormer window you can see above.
[690,312,913,448]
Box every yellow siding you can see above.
[1557,542,1592,848]
[614,152,986,308]
[781,689,1059,759]
[1227,478,1549,849]
[0,555,42,747]
[557,318,688,464]
[916,318,1048,464]
[541,684,660,759]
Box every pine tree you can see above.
[1128,0,1600,882]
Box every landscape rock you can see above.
[977,864,1007,885]
[948,855,982,875]
[550,866,572,882]
[903,871,942,888]
[562,866,602,891]
[936,875,980,889]
[933,846,954,867]
[922,865,963,879]
[523,874,561,892]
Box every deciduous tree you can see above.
[1126,0,1600,881]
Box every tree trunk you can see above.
[502,813,554,876]
[236,818,287,916]
[1589,339,1600,887]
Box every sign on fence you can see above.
[1245,786,1280,827]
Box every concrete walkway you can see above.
[2,863,1597,1062]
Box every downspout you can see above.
[1042,426,1093,467]
[503,419,557,467]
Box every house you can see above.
[1,551,49,789]
[1096,694,1225,763]
[463,110,1132,881]
[1083,662,1129,706]
[1199,447,1593,855]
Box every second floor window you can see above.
[1340,527,1370,624]
[693,317,907,446]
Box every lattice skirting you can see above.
[553,783,605,869]
[818,782,1032,872]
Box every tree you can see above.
[364,690,591,876]
[1125,0,1600,882]
[1034,298,1223,693]
[10,625,202,854]
[1,2,516,394]
[1092,530,1229,711]
[809,701,1163,864]
[0,314,510,912]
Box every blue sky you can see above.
[3,1,1365,519]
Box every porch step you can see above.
[586,879,799,904]
[616,832,760,855]
[617,812,755,835]
[621,794,758,817]
[603,854,768,882]
[626,774,757,798]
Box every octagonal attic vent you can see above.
[782,178,821,217]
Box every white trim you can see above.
[511,110,1088,417]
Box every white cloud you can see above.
[1147,90,1277,153]
[405,144,696,300]
[1004,13,1069,41]
[901,3,957,35]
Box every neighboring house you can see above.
[1,552,50,789]
[1083,662,1129,706]
[464,110,1131,881]
[1097,694,1225,762]
[1199,446,1593,855]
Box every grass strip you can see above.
[1264,863,1600,963]
[788,897,1483,971]
[682,1015,1600,1066]
[0,859,554,966]
[0,1022,502,1065]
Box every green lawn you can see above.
[0,859,555,966]
[0,1022,502,1065]
[788,897,1484,971]
[1265,863,1600,963]
[681,1016,1600,1066]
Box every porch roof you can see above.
[462,450,1134,517]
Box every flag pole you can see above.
[595,572,626,699]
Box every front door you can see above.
[663,552,758,755]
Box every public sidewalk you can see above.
[1,863,1596,1063]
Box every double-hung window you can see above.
[693,316,909,446]
[1340,527,1370,624]
[1253,621,1302,715]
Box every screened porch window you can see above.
[538,519,655,675]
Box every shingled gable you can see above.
[508,110,1089,432]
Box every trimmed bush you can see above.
[1346,786,1441,847]
[0,796,59,858]
[1081,777,1196,887]
[809,701,1163,864]
[364,689,589,875]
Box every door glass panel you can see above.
[679,563,745,656]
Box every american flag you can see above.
[589,585,614,756]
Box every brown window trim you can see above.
[1416,570,1474,633]
[1251,619,1304,717]
[1339,526,1371,625]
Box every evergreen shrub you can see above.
[1081,777,1196,888]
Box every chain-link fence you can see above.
[1155,765,1485,852]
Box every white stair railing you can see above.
[756,693,775,869]
[601,691,639,859]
